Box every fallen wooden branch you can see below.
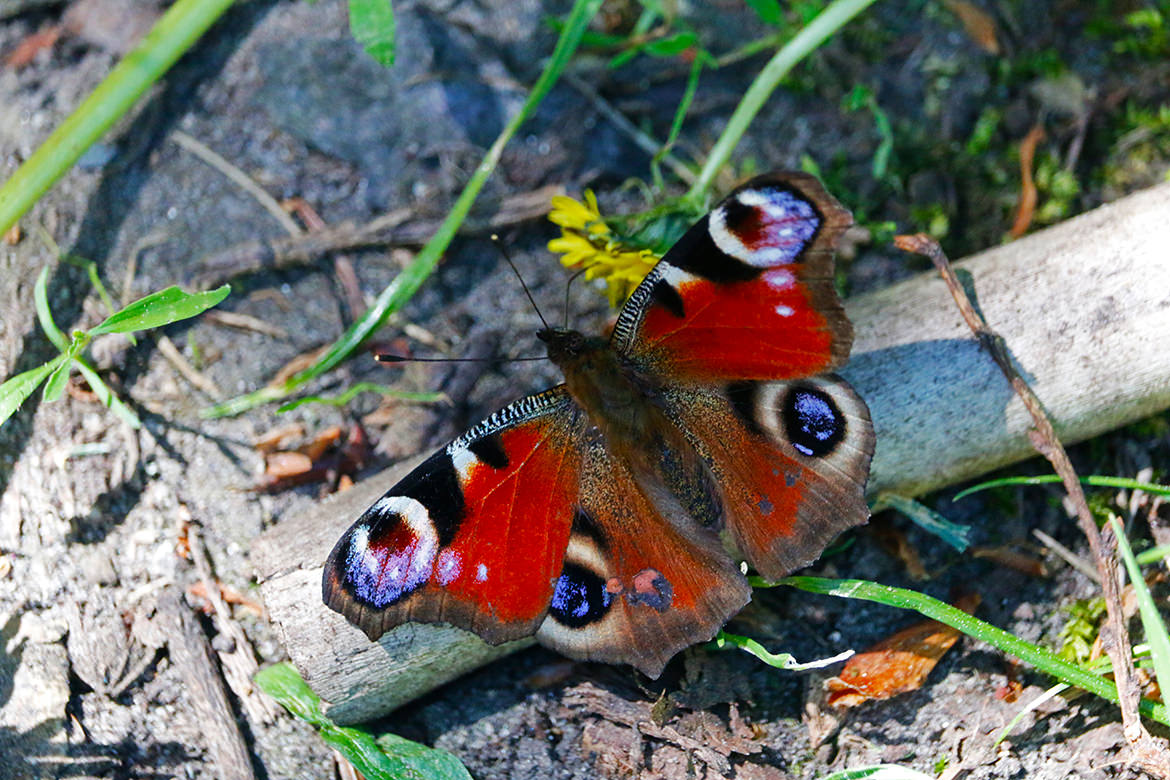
[253,181,1170,724]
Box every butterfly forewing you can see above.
[323,388,585,644]
[612,172,854,382]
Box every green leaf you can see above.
[349,0,396,66]
[644,31,697,57]
[89,284,230,336]
[1110,517,1170,699]
[375,733,472,780]
[254,662,328,727]
[41,358,72,403]
[255,663,472,780]
[744,0,783,27]
[0,357,64,428]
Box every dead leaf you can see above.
[299,424,343,462]
[826,593,981,707]
[262,451,313,483]
[1009,124,1045,239]
[944,0,1000,54]
[255,423,370,493]
[252,422,305,454]
[5,26,61,69]
[3,224,21,245]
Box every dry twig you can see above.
[190,185,564,289]
[894,232,1169,774]
[157,589,257,780]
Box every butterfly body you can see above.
[323,173,875,677]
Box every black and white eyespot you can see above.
[781,385,845,457]
[342,495,439,608]
[544,534,613,630]
[728,377,867,462]
[708,186,821,268]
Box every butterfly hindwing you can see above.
[661,375,874,580]
[322,388,585,644]
[612,172,854,382]
[536,436,751,678]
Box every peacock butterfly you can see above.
[322,172,875,677]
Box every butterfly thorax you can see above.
[538,326,658,439]
[538,326,709,509]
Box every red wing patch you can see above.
[323,388,585,644]
[634,269,838,380]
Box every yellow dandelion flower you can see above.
[547,191,659,308]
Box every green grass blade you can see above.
[775,576,1168,726]
[89,284,230,335]
[0,357,65,427]
[276,383,444,413]
[1110,516,1170,696]
[0,0,238,235]
[202,0,606,419]
[954,474,1170,501]
[819,767,934,780]
[713,631,853,670]
[33,266,69,352]
[1136,545,1170,566]
[348,0,396,66]
[75,360,141,429]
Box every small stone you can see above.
[79,548,118,586]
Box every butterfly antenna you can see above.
[492,234,551,331]
[563,267,588,328]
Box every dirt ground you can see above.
[0,1,1168,778]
